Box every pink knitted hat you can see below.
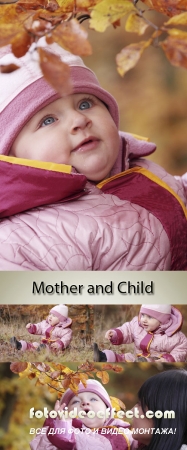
[61,379,112,409]
[140,304,171,324]
[0,38,119,156]
[49,304,68,322]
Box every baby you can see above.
[10,304,72,352]
[0,39,187,270]
[30,379,138,450]
[94,305,187,362]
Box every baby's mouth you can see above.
[72,137,99,152]
[83,408,90,414]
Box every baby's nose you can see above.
[71,111,91,133]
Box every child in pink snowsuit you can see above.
[94,305,187,363]
[30,379,138,450]
[0,39,187,270]
[10,304,72,352]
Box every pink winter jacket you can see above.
[0,132,187,270]
[109,306,187,362]
[27,318,72,348]
[30,417,138,450]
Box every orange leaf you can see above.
[112,365,123,372]
[0,63,20,73]
[116,40,151,76]
[0,4,28,47]
[61,378,71,389]
[10,362,28,373]
[38,46,72,96]
[160,35,187,69]
[96,370,109,384]
[16,0,49,11]
[141,0,187,17]
[11,30,32,58]
[52,19,92,56]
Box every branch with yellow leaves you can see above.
[0,0,187,88]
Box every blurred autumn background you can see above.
[0,305,94,362]
[82,14,187,176]
[0,362,187,450]
[94,304,187,354]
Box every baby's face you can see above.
[68,391,107,428]
[47,313,60,326]
[10,93,120,182]
[140,313,160,332]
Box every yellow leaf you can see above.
[125,12,149,35]
[89,0,135,32]
[76,0,103,8]
[165,11,187,26]
[56,0,75,9]
[167,28,187,39]
[110,396,126,412]
[96,370,109,384]
[79,373,89,387]
[116,40,151,75]
[38,373,52,384]
[160,35,187,69]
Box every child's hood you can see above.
[158,306,183,336]
[0,132,156,218]
[139,306,183,336]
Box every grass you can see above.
[0,318,93,363]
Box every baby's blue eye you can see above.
[79,100,92,110]
[72,399,79,405]
[41,117,56,127]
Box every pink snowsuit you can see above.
[103,306,187,362]
[30,416,138,450]
[20,317,72,351]
[0,132,187,271]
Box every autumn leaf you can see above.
[89,0,135,32]
[160,33,187,69]
[0,63,20,73]
[165,11,187,26]
[10,362,28,373]
[56,0,76,9]
[78,372,89,386]
[96,370,109,384]
[51,370,61,379]
[141,0,187,17]
[34,362,51,372]
[76,0,103,8]
[0,4,29,47]
[110,396,126,411]
[111,365,124,373]
[11,30,32,58]
[125,12,150,35]
[52,19,92,56]
[116,39,152,75]
[38,46,73,95]
[61,377,71,389]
